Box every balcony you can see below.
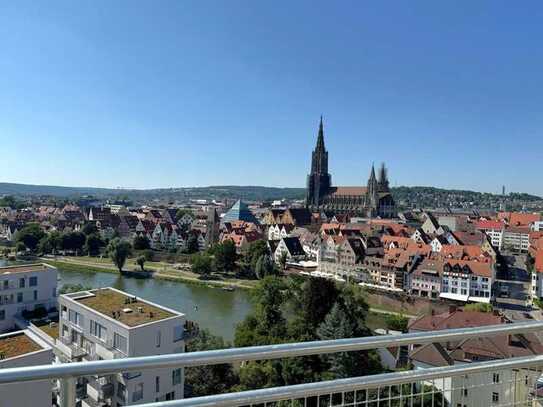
[57,336,88,359]
[2,321,543,407]
[85,376,114,402]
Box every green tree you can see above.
[81,222,98,236]
[298,278,339,331]
[384,313,409,332]
[278,251,288,270]
[133,235,150,250]
[213,240,237,272]
[62,231,86,254]
[136,255,146,271]
[107,238,132,273]
[254,254,278,279]
[15,241,26,254]
[38,236,53,254]
[185,234,200,254]
[191,253,213,277]
[2,248,10,258]
[84,233,103,256]
[246,240,269,270]
[235,276,287,347]
[15,223,45,251]
[185,329,238,397]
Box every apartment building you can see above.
[0,263,58,333]
[440,260,494,303]
[409,309,542,407]
[58,287,186,406]
[408,258,442,299]
[502,226,531,252]
[0,329,54,407]
[476,220,504,248]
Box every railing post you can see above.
[60,376,76,407]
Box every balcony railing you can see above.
[1,321,543,406]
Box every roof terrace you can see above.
[0,332,43,360]
[67,287,179,327]
[0,263,55,276]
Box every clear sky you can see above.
[1,1,542,195]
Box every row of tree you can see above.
[185,276,383,397]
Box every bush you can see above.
[384,313,409,332]
[464,303,493,313]
[142,249,155,262]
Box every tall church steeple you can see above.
[377,162,390,192]
[306,117,332,209]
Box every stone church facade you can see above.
[306,118,396,218]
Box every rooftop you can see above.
[0,332,43,360]
[69,288,178,327]
[0,263,55,276]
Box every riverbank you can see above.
[40,257,258,290]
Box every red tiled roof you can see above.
[330,186,368,196]
[476,220,504,230]
[535,249,543,274]
[409,309,504,332]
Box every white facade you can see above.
[413,360,536,407]
[0,264,58,333]
[502,228,530,252]
[440,268,493,303]
[0,330,54,407]
[58,287,186,406]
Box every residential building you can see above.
[0,330,54,407]
[0,264,58,333]
[58,287,186,406]
[502,226,531,252]
[440,260,494,303]
[409,309,542,407]
[476,220,504,248]
[274,237,306,265]
[408,258,442,299]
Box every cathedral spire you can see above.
[315,115,325,151]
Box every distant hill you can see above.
[0,182,305,201]
[1,182,541,209]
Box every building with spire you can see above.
[305,118,395,218]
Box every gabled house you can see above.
[274,237,306,265]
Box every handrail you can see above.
[137,354,543,407]
[0,320,542,384]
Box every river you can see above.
[0,260,253,341]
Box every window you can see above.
[463,389,468,397]
[156,330,161,347]
[90,320,107,340]
[173,325,183,342]
[0,310,5,320]
[155,376,160,393]
[114,332,127,354]
[492,392,499,403]
[3,280,8,289]
[68,310,82,327]
[493,373,500,383]
[172,368,182,385]
[17,292,23,303]
[132,383,144,402]
[19,278,25,288]
[29,277,37,287]
[33,290,38,301]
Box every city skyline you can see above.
[2,1,543,195]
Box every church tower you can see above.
[205,208,220,248]
[367,164,379,217]
[377,162,390,193]
[306,117,332,210]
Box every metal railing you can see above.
[0,321,543,406]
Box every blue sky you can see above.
[1,1,542,195]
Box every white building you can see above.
[502,226,531,252]
[440,260,494,303]
[0,330,54,407]
[476,220,504,248]
[58,287,186,406]
[0,263,58,333]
